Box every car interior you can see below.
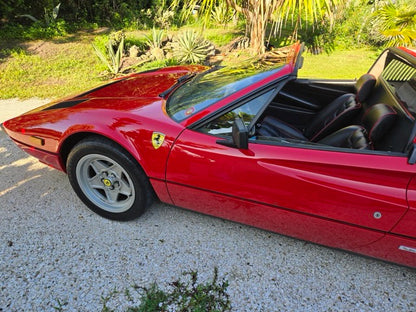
[255,56,416,154]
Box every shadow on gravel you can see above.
[0,130,70,210]
[1,128,416,312]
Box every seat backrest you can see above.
[257,116,306,140]
[318,125,369,149]
[361,103,397,148]
[305,93,360,141]
[355,74,376,103]
[306,74,376,142]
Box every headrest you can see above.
[355,74,376,103]
[362,103,397,143]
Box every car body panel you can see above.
[166,181,384,249]
[355,233,416,268]
[391,175,416,238]
[3,43,416,267]
[167,129,411,233]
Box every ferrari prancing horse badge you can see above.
[152,132,165,149]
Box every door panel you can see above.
[167,182,383,249]
[166,130,411,240]
[391,175,416,238]
[355,234,416,267]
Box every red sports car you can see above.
[3,43,416,267]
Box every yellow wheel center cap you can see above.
[102,179,112,187]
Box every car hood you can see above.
[78,70,195,99]
[23,65,207,114]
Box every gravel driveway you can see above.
[1,99,415,311]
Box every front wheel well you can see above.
[60,133,135,172]
[60,132,157,201]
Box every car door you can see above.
[165,91,412,250]
[166,128,411,248]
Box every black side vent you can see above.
[43,99,88,111]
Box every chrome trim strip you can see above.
[399,245,416,254]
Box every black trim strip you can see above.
[74,79,127,98]
[254,136,407,157]
[43,99,88,111]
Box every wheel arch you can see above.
[59,132,146,176]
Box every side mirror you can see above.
[217,118,249,149]
[409,143,416,164]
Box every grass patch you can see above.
[204,28,242,47]
[0,27,381,100]
[0,40,104,99]
[299,48,381,79]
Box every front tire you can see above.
[67,137,152,221]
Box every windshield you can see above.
[166,65,284,122]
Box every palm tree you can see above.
[373,0,416,47]
[173,0,341,54]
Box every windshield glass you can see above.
[166,65,284,121]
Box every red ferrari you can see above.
[3,43,416,267]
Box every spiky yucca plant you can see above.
[145,28,166,60]
[145,27,165,49]
[92,36,124,76]
[211,2,234,26]
[172,30,212,64]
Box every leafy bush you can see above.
[154,9,176,29]
[297,19,336,54]
[332,0,374,48]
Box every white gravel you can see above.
[1,99,416,311]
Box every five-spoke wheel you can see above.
[67,137,152,220]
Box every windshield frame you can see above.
[166,64,294,123]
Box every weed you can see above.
[100,267,231,312]
[53,298,68,311]
[101,288,120,312]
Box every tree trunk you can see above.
[245,0,272,55]
[249,11,266,54]
[226,0,283,55]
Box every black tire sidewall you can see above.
[67,137,151,221]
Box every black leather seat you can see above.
[318,103,397,149]
[318,125,369,149]
[257,74,376,141]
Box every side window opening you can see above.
[198,89,275,136]
[381,55,416,114]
